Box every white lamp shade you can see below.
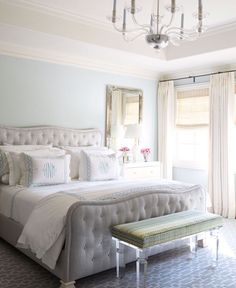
[125,124,142,138]
[110,125,126,138]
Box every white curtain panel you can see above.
[158,81,175,179]
[209,72,235,218]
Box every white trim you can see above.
[0,0,113,32]
[0,40,158,80]
[3,0,236,37]
[201,21,236,38]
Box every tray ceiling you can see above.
[0,0,236,78]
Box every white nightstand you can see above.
[122,161,161,180]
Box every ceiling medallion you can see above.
[107,0,208,50]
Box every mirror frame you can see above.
[105,85,143,147]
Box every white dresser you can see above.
[122,161,161,180]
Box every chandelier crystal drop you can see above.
[107,0,208,50]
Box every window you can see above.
[174,84,209,169]
[176,87,209,127]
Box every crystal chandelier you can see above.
[108,0,208,49]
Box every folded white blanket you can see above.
[17,179,204,269]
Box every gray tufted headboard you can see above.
[0,126,102,147]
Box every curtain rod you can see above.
[160,69,236,83]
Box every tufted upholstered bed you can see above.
[0,126,206,288]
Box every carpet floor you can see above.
[0,219,236,288]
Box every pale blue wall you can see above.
[0,55,158,159]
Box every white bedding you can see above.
[0,180,126,225]
[0,180,205,270]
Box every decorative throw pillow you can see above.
[20,154,71,187]
[0,150,9,177]
[79,150,119,181]
[60,146,109,179]
[6,148,65,186]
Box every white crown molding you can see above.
[201,20,236,38]
[0,0,113,32]
[2,0,236,37]
[0,40,158,80]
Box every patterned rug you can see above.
[1,219,236,288]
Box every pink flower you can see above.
[140,148,151,155]
[119,146,130,152]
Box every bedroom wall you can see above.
[0,55,158,159]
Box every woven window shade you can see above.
[176,88,209,127]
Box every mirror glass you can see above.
[105,85,143,151]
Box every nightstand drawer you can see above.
[123,162,160,180]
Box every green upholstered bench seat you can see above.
[111,210,223,249]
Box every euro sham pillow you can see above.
[6,148,65,186]
[0,144,53,179]
[60,146,109,179]
[20,154,71,187]
[79,150,119,181]
[0,150,9,177]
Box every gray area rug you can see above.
[0,219,236,288]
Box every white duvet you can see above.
[0,179,204,270]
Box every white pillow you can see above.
[79,150,119,181]
[0,144,52,178]
[20,154,71,187]
[60,146,109,179]
[6,148,65,186]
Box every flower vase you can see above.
[123,152,128,163]
[143,153,149,162]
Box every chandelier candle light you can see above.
[108,0,208,49]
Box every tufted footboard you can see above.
[62,187,206,282]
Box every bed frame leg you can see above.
[60,280,76,288]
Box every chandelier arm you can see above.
[165,26,196,34]
[123,31,147,42]
[112,23,147,33]
[131,15,151,30]
[168,32,197,40]
[160,13,175,34]
[168,33,197,39]
[167,30,197,37]
[169,38,180,46]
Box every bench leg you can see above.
[115,239,126,278]
[136,249,148,288]
[189,235,198,258]
[210,228,220,266]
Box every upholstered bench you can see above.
[112,210,223,287]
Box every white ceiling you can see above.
[15,0,236,29]
[0,0,236,78]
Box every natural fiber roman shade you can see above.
[176,87,209,127]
